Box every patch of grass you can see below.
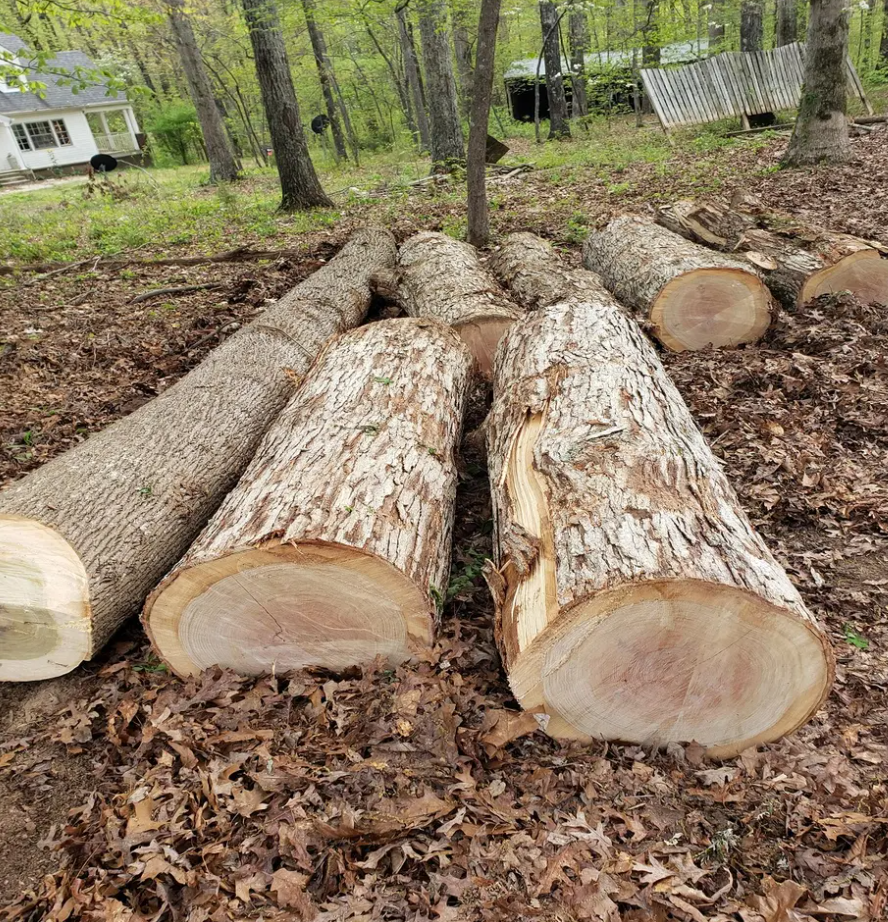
[843,623,870,651]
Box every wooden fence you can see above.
[640,42,871,132]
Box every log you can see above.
[397,231,525,377]
[657,200,888,307]
[485,233,833,758]
[0,229,396,682]
[582,215,774,351]
[144,318,472,677]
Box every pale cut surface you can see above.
[652,268,772,351]
[147,543,429,677]
[802,250,888,304]
[0,517,90,681]
[457,318,516,378]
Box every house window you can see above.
[11,123,30,151]
[51,119,71,145]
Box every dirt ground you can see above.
[0,131,886,921]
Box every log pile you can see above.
[487,232,833,757]
[656,200,888,307]
[583,215,775,351]
[0,229,396,681]
[145,319,472,677]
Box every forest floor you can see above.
[0,118,886,922]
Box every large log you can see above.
[144,318,472,678]
[486,233,833,758]
[657,200,888,307]
[397,231,524,377]
[0,229,396,682]
[582,215,774,351]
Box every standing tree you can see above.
[708,0,726,53]
[568,10,590,117]
[396,5,431,152]
[240,0,332,209]
[740,0,764,51]
[467,0,502,247]
[783,0,851,166]
[301,0,347,162]
[539,1,570,139]
[163,0,241,183]
[776,0,798,46]
[451,0,475,115]
[416,0,465,167]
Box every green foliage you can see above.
[843,623,870,651]
[145,104,204,167]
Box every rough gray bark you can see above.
[417,0,465,166]
[451,0,475,115]
[145,319,472,678]
[740,1,764,51]
[397,7,431,152]
[240,0,332,209]
[467,0,503,247]
[567,11,590,117]
[783,0,851,166]
[302,0,348,162]
[486,232,834,758]
[776,0,798,46]
[539,1,571,138]
[163,0,240,183]
[0,230,396,681]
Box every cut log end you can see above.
[145,542,434,678]
[0,516,91,681]
[652,268,772,351]
[800,250,888,305]
[456,318,515,378]
[511,580,833,758]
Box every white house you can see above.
[0,33,142,182]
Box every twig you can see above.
[130,283,224,305]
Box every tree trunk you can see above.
[451,0,475,116]
[740,1,764,51]
[145,319,472,678]
[539,1,571,138]
[417,0,465,167]
[163,0,241,183]
[568,11,590,117]
[467,0,503,248]
[656,200,888,306]
[776,0,798,46]
[642,0,661,67]
[397,231,524,377]
[583,216,774,351]
[397,7,431,152]
[302,0,348,163]
[708,0,725,53]
[485,232,833,758]
[783,0,851,166]
[0,230,396,682]
[881,0,888,64]
[240,0,332,209]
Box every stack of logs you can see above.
[5,200,875,756]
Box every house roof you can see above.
[0,33,124,115]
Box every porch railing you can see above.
[94,131,138,153]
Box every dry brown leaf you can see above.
[271,868,315,919]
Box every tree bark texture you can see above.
[485,233,834,757]
[145,319,472,678]
[240,0,332,210]
[467,0,503,247]
[567,12,589,117]
[417,0,465,166]
[776,0,799,46]
[164,0,241,184]
[539,1,571,138]
[302,0,348,163]
[783,0,851,166]
[740,0,764,52]
[582,216,774,351]
[397,231,525,377]
[656,200,888,306]
[0,229,396,681]
[397,7,431,152]
[451,0,475,115]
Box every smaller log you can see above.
[583,215,774,351]
[145,319,472,678]
[657,200,888,307]
[397,231,525,377]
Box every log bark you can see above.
[145,319,472,678]
[0,229,396,682]
[657,200,888,306]
[397,231,525,377]
[486,232,834,758]
[582,215,774,351]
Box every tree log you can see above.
[397,231,524,377]
[486,233,833,757]
[657,200,888,307]
[0,229,396,682]
[582,215,774,351]
[145,319,472,677]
